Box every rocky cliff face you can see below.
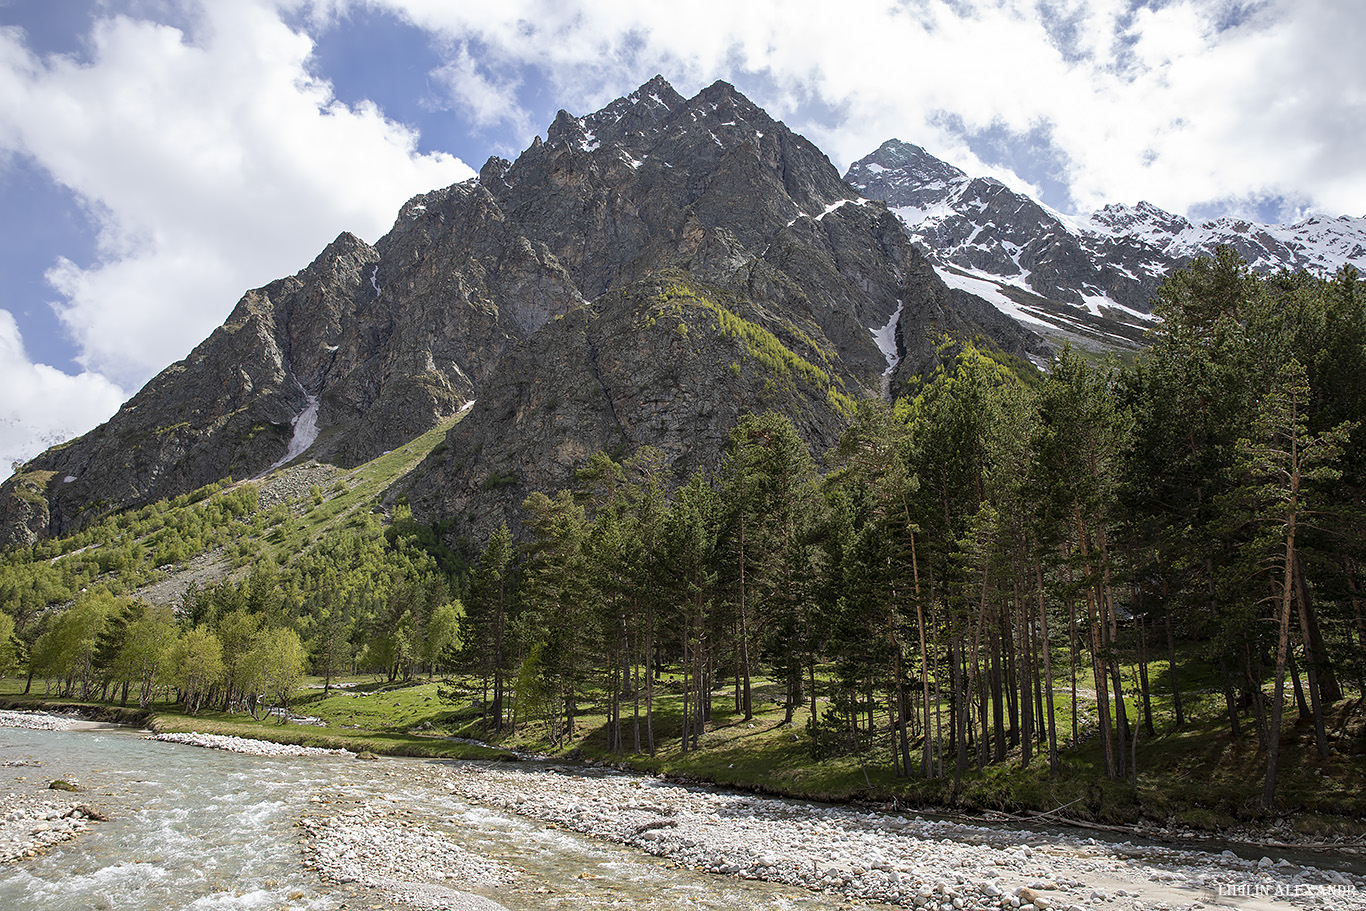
[400,274,858,537]
[1,78,1042,547]
[1,184,583,544]
[395,80,1045,539]
[2,236,366,544]
[847,139,1366,353]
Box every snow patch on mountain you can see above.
[270,392,320,471]
[869,302,903,376]
[935,268,1055,334]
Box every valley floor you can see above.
[2,708,1365,910]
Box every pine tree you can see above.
[464,523,515,730]
[521,489,593,744]
[1234,359,1355,808]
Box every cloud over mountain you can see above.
[0,0,472,390]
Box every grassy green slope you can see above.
[0,413,465,616]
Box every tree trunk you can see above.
[1262,515,1297,811]
[1164,607,1185,730]
[909,529,933,779]
[1244,640,1269,750]
[738,516,753,721]
[1293,567,1332,758]
[1075,507,1117,778]
[1014,580,1032,768]
[1137,610,1155,737]
[1097,524,1128,779]
[1289,651,1311,721]
[1294,552,1342,704]
[645,601,655,755]
[1036,557,1058,774]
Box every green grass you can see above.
[147,711,510,760]
[249,415,462,563]
[639,274,857,418]
[0,675,513,760]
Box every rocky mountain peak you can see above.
[582,74,684,141]
[1087,201,1194,240]
[845,139,968,213]
[848,137,1366,357]
[859,139,966,184]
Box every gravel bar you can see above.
[153,731,352,756]
[0,710,89,731]
[431,763,1366,911]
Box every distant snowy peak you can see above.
[1085,201,1194,240]
[846,139,1366,352]
[844,139,968,208]
[1083,202,1366,275]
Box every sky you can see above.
[1,0,1364,476]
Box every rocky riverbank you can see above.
[418,762,1364,911]
[152,731,352,756]
[284,755,1366,911]
[0,790,104,864]
[0,712,108,864]
[299,798,515,911]
[0,710,88,732]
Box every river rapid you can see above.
[0,721,1363,911]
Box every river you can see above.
[1,723,1363,911]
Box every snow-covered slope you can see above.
[1086,203,1366,275]
[846,139,1366,352]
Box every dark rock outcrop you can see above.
[401,274,858,538]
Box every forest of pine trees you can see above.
[460,251,1366,808]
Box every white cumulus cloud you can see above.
[0,0,473,393]
[0,309,125,475]
[354,0,1366,219]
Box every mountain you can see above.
[1,78,1041,548]
[396,78,1046,538]
[0,189,584,546]
[846,139,1366,352]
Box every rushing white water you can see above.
[0,726,343,910]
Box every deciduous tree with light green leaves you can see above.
[172,625,224,714]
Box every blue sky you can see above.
[1,0,1364,474]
